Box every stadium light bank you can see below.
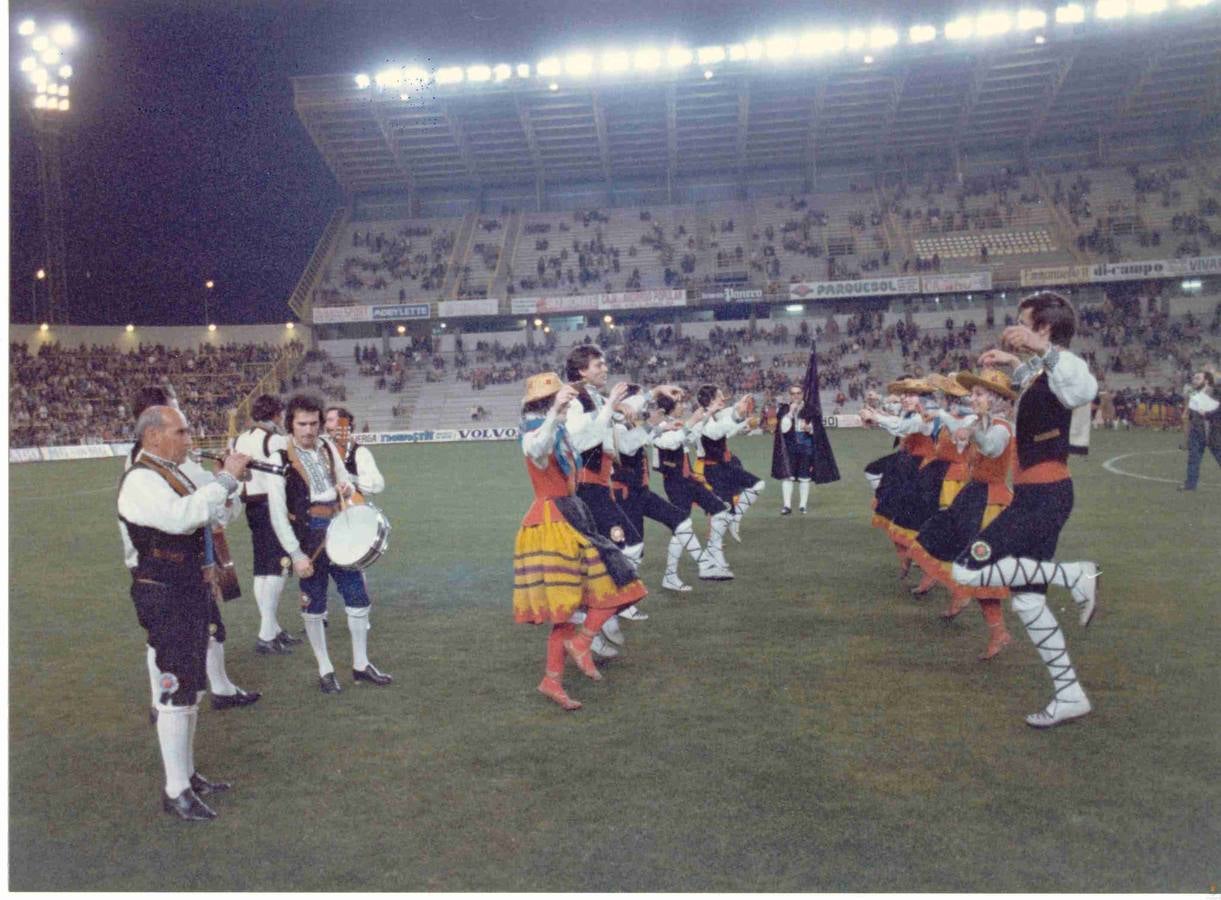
[352,0,1213,94]
[15,18,75,113]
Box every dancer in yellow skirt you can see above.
[513,372,648,711]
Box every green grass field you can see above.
[8,429,1220,891]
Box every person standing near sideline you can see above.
[1181,371,1220,491]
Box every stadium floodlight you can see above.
[697,45,726,64]
[533,318,543,327]
[786,304,803,312]
[47,82,59,94]
[467,64,492,82]
[375,67,402,88]
[1055,3,1087,21]
[435,66,464,84]
[1132,0,1167,11]
[49,24,74,46]
[516,63,531,78]
[354,73,371,88]
[667,45,694,68]
[208,323,217,332]
[548,81,559,91]
[704,68,714,78]
[765,34,797,60]
[863,54,875,63]
[976,11,1013,35]
[286,322,295,330]
[537,56,562,77]
[404,66,430,84]
[126,324,135,333]
[846,29,869,50]
[870,27,899,49]
[744,38,764,59]
[909,23,937,43]
[41,47,61,64]
[1095,0,1129,17]
[564,52,594,76]
[602,48,631,73]
[33,94,47,109]
[1017,8,1049,28]
[58,98,69,110]
[31,34,48,51]
[40,323,49,332]
[493,63,512,81]
[633,46,662,70]
[1178,0,1213,7]
[800,30,846,55]
[727,43,748,61]
[397,324,407,334]
[1035,33,1047,41]
[31,67,47,84]
[944,16,976,38]
[20,56,36,72]
[18,19,36,36]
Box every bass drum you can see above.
[325,504,391,570]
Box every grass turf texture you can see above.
[8,429,1220,891]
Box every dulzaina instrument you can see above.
[188,448,262,602]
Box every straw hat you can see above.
[927,372,969,398]
[885,378,935,395]
[523,371,564,404]
[955,368,1016,400]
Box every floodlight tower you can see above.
[16,18,76,325]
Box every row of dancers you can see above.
[862,290,1102,728]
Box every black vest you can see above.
[275,441,341,544]
[119,461,207,585]
[700,427,729,463]
[576,391,605,472]
[656,443,687,474]
[1015,371,1073,470]
[342,442,360,477]
[613,445,647,486]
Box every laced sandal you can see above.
[537,677,581,710]
[978,630,1013,661]
[564,634,603,681]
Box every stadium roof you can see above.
[293,10,1221,194]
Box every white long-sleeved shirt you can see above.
[613,422,650,456]
[233,423,288,498]
[266,437,353,561]
[693,408,749,457]
[564,391,616,454]
[871,411,931,439]
[349,445,385,495]
[1014,346,1098,410]
[1189,390,1220,415]
[118,452,240,570]
[780,406,813,435]
[971,417,1013,459]
[521,411,560,467]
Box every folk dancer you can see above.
[905,369,1018,660]
[233,394,301,655]
[129,386,260,722]
[859,379,936,577]
[610,385,709,594]
[651,386,735,580]
[513,373,648,711]
[117,405,251,820]
[692,385,765,542]
[267,394,393,694]
[951,291,1100,728]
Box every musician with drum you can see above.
[267,394,393,694]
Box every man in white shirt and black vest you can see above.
[233,394,301,655]
[952,291,1101,729]
[1181,370,1220,491]
[118,405,252,820]
[267,394,393,694]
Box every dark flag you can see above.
[798,342,840,484]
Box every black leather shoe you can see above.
[162,787,217,821]
[255,637,291,655]
[149,707,158,726]
[190,772,232,796]
[353,664,393,686]
[780,507,792,516]
[276,630,304,646]
[319,672,342,694]
[211,689,261,711]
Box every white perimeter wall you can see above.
[9,323,310,352]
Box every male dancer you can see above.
[692,385,765,542]
[952,291,1100,728]
[652,386,734,579]
[325,405,386,497]
[234,394,301,655]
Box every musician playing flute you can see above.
[267,394,393,694]
[127,386,260,723]
[117,404,251,820]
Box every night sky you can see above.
[9,0,952,326]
